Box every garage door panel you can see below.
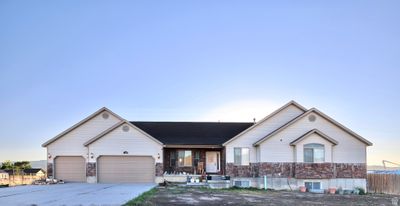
[98,156,154,183]
[55,156,86,182]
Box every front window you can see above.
[194,151,200,166]
[234,147,250,165]
[304,143,325,163]
[170,151,176,167]
[178,150,192,167]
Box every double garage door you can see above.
[54,156,154,183]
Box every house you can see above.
[2,168,45,186]
[42,101,372,190]
[0,170,9,185]
[4,168,45,178]
[23,169,46,178]
[0,170,8,178]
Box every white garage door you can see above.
[98,156,155,183]
[55,156,86,182]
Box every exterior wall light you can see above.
[48,153,52,159]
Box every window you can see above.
[304,143,325,163]
[305,181,321,190]
[170,151,176,167]
[194,151,200,166]
[178,150,192,167]
[234,148,250,165]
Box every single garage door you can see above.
[98,156,155,183]
[55,156,86,182]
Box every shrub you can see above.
[355,187,366,195]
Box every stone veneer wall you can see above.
[225,163,260,177]
[226,162,366,179]
[335,163,366,178]
[86,163,96,177]
[295,163,334,179]
[259,162,295,177]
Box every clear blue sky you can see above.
[0,1,399,165]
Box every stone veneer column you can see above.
[47,163,53,178]
[155,163,163,176]
[86,162,96,177]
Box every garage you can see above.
[54,156,86,182]
[98,156,155,183]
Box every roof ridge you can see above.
[130,121,253,123]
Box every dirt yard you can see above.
[139,186,400,206]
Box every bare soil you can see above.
[140,186,400,206]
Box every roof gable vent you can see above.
[102,112,109,119]
[122,125,130,132]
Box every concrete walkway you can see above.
[0,183,155,206]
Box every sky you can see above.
[0,1,399,165]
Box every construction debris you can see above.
[32,178,64,185]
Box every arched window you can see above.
[304,143,325,163]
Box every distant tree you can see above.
[0,160,13,169]
[14,161,31,170]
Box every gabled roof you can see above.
[222,100,307,146]
[83,120,164,146]
[253,108,373,146]
[290,129,338,146]
[0,169,7,174]
[131,121,253,145]
[42,107,126,147]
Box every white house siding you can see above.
[88,123,163,164]
[47,112,121,164]
[225,105,305,163]
[294,133,334,163]
[259,111,367,163]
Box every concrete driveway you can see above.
[0,183,156,206]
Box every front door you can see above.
[206,151,220,173]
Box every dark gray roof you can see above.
[130,121,253,145]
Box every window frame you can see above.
[234,147,250,166]
[193,151,200,167]
[170,151,176,167]
[303,143,325,163]
[305,181,322,190]
[178,150,193,167]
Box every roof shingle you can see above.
[130,121,253,145]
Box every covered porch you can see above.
[163,145,225,175]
